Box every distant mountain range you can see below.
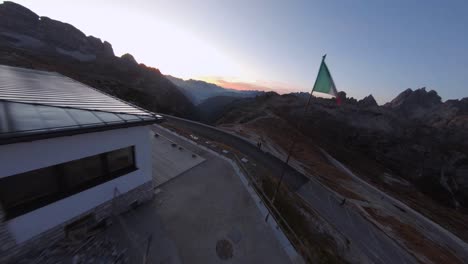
[166,75,263,105]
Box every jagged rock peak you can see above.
[0,1,39,32]
[121,53,138,65]
[387,87,442,108]
[0,1,38,21]
[102,41,114,57]
[0,1,115,58]
[358,94,378,107]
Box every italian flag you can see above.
[312,55,341,105]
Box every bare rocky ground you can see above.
[17,226,129,264]
[219,118,468,263]
[211,90,468,215]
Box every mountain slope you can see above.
[210,90,468,252]
[0,1,195,117]
[196,95,252,123]
[213,90,468,208]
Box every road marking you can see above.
[344,207,353,227]
[321,148,468,257]
[299,184,322,202]
[366,219,382,248]
[395,248,407,264]
[366,225,395,263]
[347,207,404,263]
[327,194,333,208]
[355,235,386,264]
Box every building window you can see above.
[0,167,60,217]
[0,146,136,220]
[63,155,105,191]
[107,147,135,175]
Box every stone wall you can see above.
[0,181,154,263]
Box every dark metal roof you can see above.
[0,64,158,145]
[0,65,151,115]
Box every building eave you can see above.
[0,119,157,146]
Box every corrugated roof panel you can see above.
[117,113,143,122]
[35,104,76,128]
[6,102,45,132]
[93,111,124,123]
[0,99,156,141]
[0,64,152,116]
[0,64,159,144]
[66,108,103,126]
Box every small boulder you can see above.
[121,53,138,65]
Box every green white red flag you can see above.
[312,55,341,105]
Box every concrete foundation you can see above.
[0,181,154,263]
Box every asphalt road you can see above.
[151,125,293,264]
[162,115,418,264]
[297,181,414,263]
[162,116,309,191]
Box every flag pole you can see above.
[265,54,327,222]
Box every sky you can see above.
[8,0,468,104]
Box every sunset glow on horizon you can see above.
[9,0,468,104]
[8,0,273,92]
[195,76,303,94]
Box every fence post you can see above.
[143,234,153,264]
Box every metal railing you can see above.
[232,153,311,262]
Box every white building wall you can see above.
[0,126,153,243]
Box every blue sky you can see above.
[9,0,468,104]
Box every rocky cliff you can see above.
[358,94,378,107]
[212,90,468,209]
[0,1,195,117]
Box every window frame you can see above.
[0,146,137,220]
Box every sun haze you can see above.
[10,0,468,103]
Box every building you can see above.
[0,65,159,261]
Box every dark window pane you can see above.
[0,167,58,210]
[7,102,46,131]
[63,155,103,189]
[107,147,135,174]
[117,113,142,122]
[36,105,76,128]
[0,146,137,220]
[93,111,122,123]
[66,108,102,126]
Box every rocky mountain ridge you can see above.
[0,1,195,116]
[0,1,114,60]
[209,88,468,210]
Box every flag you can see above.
[312,55,341,105]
